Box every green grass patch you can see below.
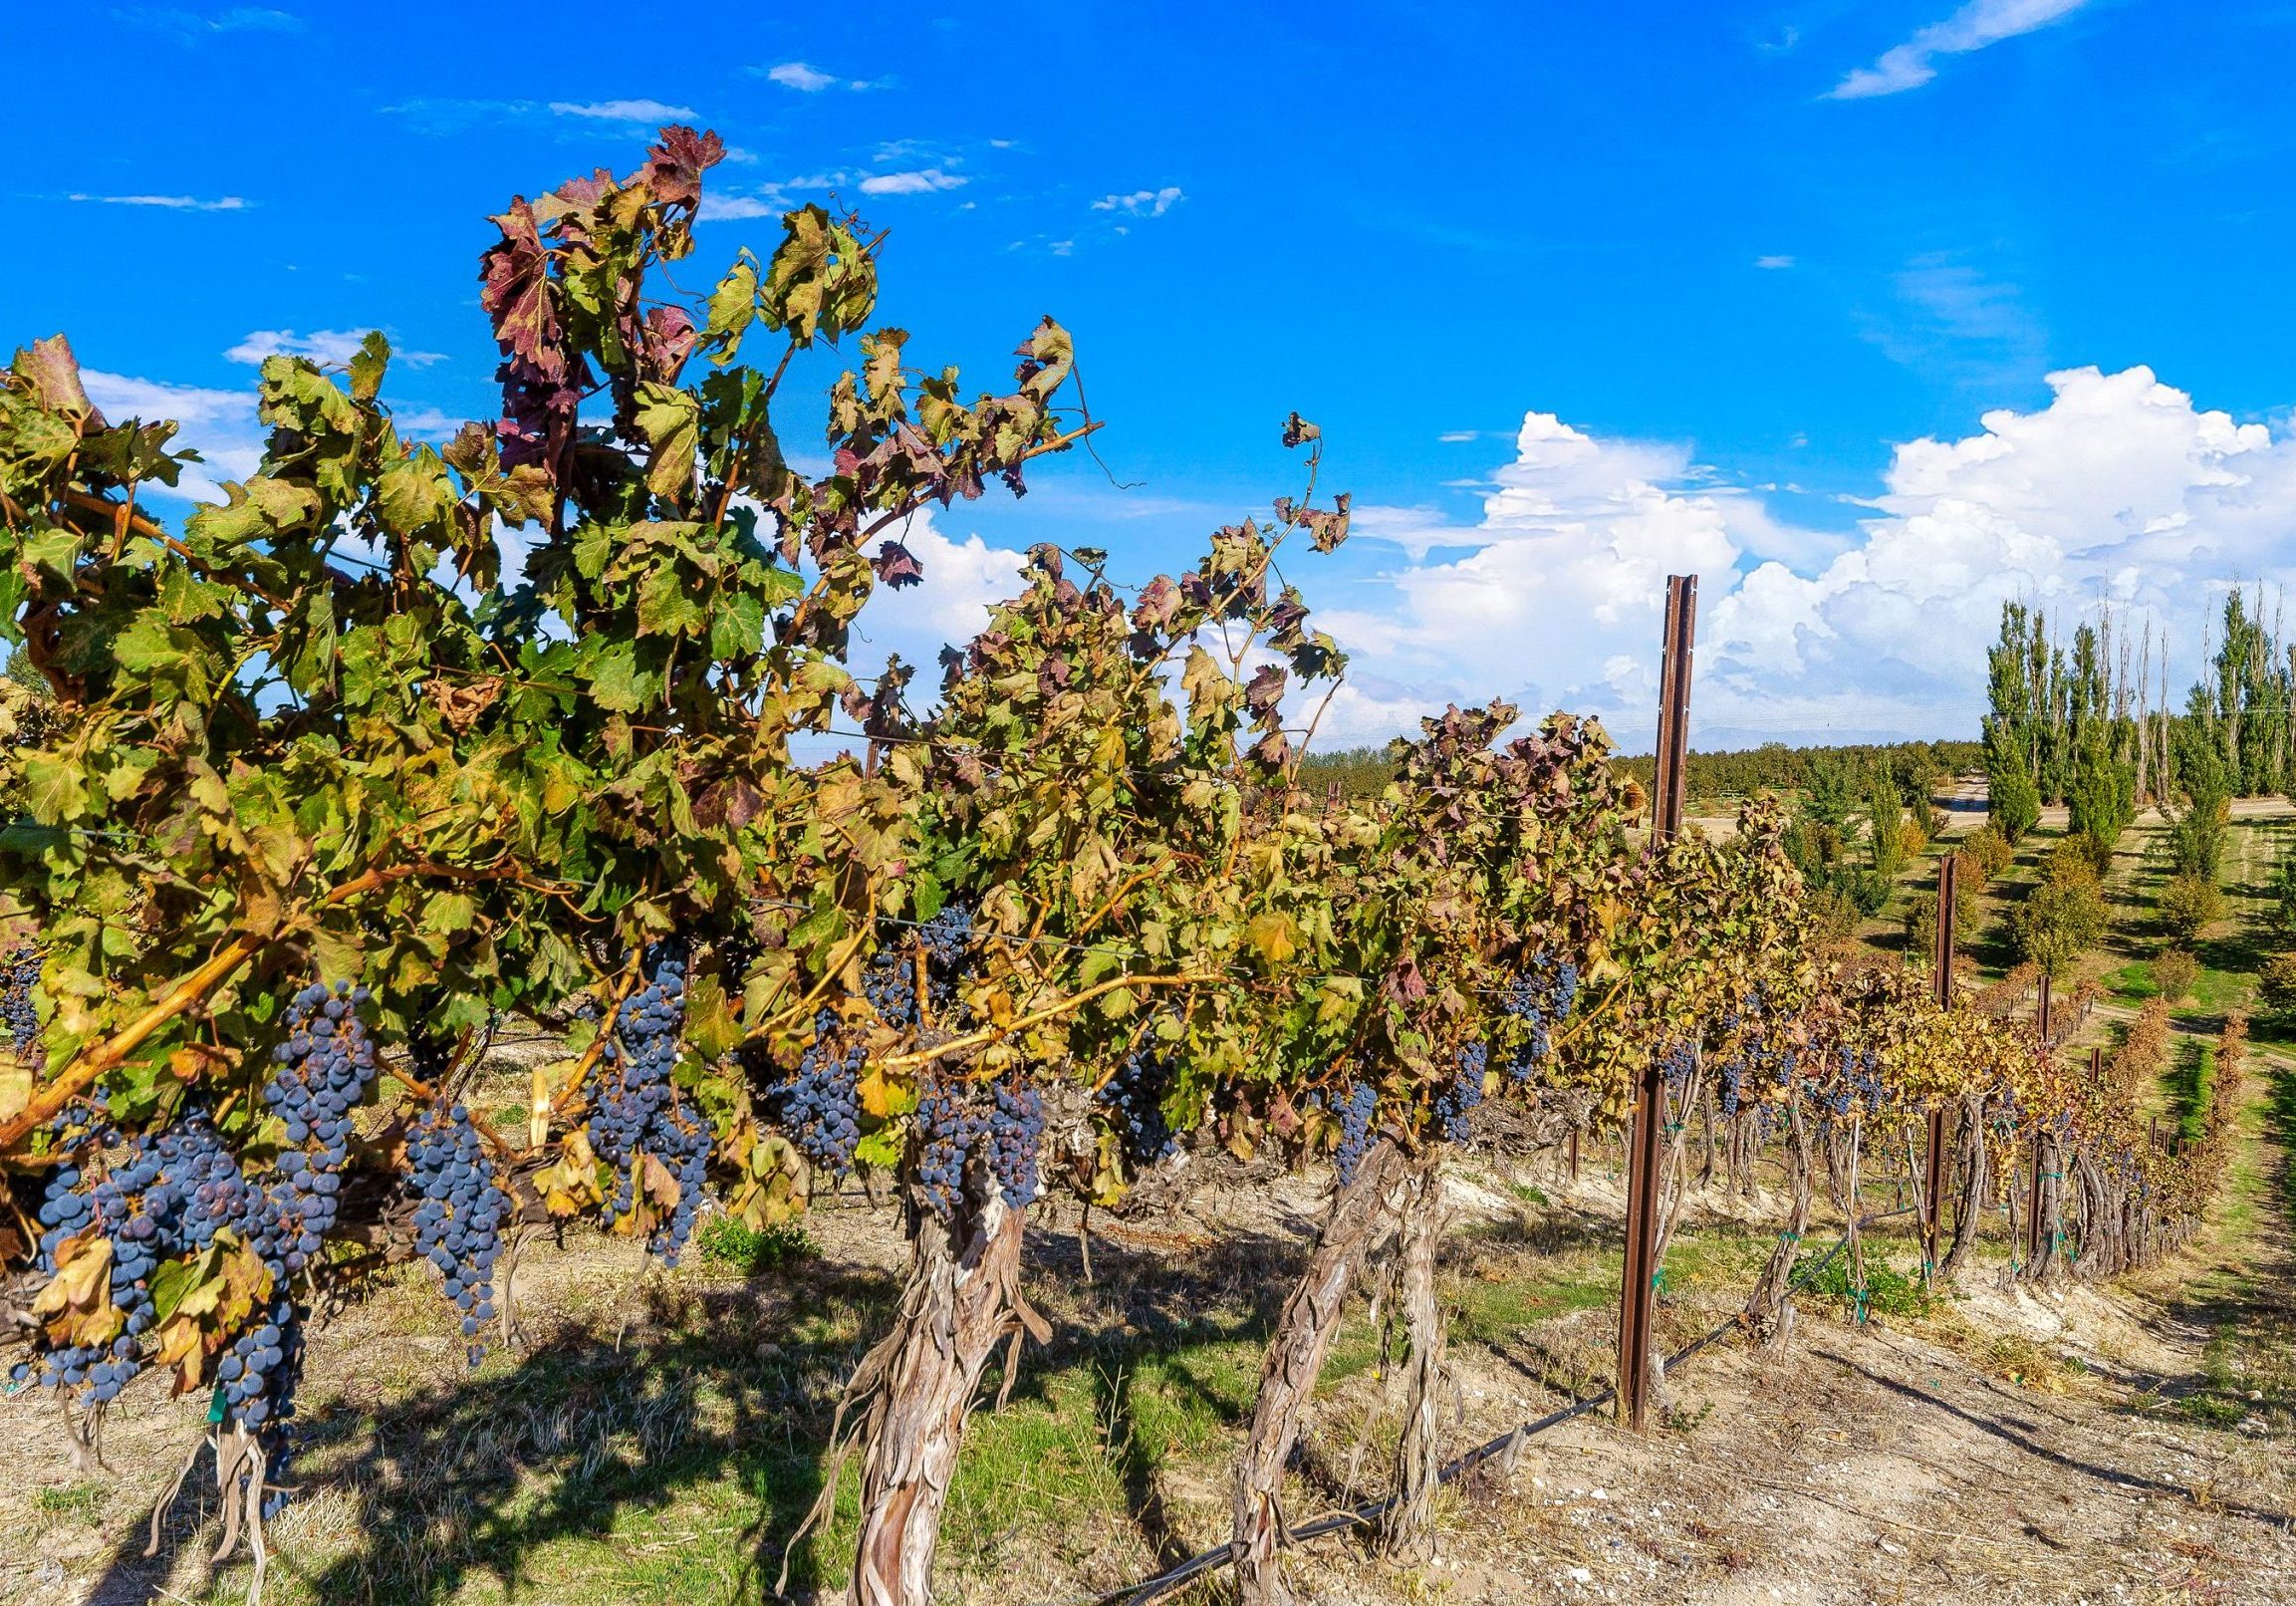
[696,1214,819,1275]
[1801,1251,1935,1320]
[34,1482,104,1521]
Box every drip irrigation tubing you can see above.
[1082,1203,1919,1606]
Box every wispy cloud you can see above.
[226,329,445,369]
[754,61,884,92]
[548,98,697,123]
[859,167,966,195]
[1829,0,2093,100]
[1437,430,1482,443]
[697,171,850,221]
[1755,254,1796,269]
[115,6,303,37]
[67,191,248,211]
[1092,186,1184,218]
[763,62,835,91]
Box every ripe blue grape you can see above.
[1098,1046,1179,1167]
[917,903,974,1013]
[3,943,41,1069]
[1434,1043,1486,1143]
[912,1076,989,1222]
[17,978,377,1515]
[771,1009,865,1176]
[985,1073,1043,1209]
[1503,954,1580,1080]
[1334,1081,1378,1185]
[582,941,711,1263]
[863,947,918,1027]
[405,1098,508,1367]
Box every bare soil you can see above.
[6,1049,2295,1606]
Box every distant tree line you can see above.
[1982,590,2293,869]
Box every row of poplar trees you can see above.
[1981,589,2296,855]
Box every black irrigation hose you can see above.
[1094,1204,1920,1606]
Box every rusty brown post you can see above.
[1568,1126,1581,1181]
[1921,854,1957,1277]
[2025,1001,2063,1263]
[1618,575,1695,1433]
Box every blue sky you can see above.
[8,1,2295,751]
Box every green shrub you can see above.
[2159,872,2226,944]
[2259,953,2296,1020]
[2013,850,2107,976]
[1964,826,2016,880]
[697,1213,818,1274]
[1895,817,1931,864]
[2271,851,2296,937]
[2152,948,2199,1004]
[2067,829,2116,880]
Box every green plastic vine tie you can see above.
[208,1384,227,1426]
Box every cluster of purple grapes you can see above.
[912,1076,989,1221]
[986,1074,1043,1209]
[1503,956,1580,1081]
[772,1009,866,1176]
[264,982,380,1272]
[862,948,918,1027]
[1334,1081,1379,1185]
[917,902,974,1013]
[1659,1040,1698,1096]
[1823,1046,1888,1117]
[584,942,710,1263]
[215,1300,299,1435]
[1435,1043,1487,1143]
[1097,1045,1178,1167]
[406,1100,507,1367]
[15,1141,152,1404]
[13,982,378,1508]
[3,943,40,1068]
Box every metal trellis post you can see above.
[1618,574,1695,1433]
[1921,854,1957,1275]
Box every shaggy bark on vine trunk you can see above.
[1231,1139,1410,1606]
[1745,1102,1814,1348]
[795,1177,1039,1606]
[1939,1094,1989,1281]
[1650,1053,1703,1272]
[1377,1150,1450,1560]
[2073,1153,2117,1278]
[2022,1135,2066,1284]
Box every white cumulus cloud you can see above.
[1830,0,2094,100]
[1303,366,2296,751]
[81,370,262,503]
[1092,186,1184,218]
[847,512,1030,674]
